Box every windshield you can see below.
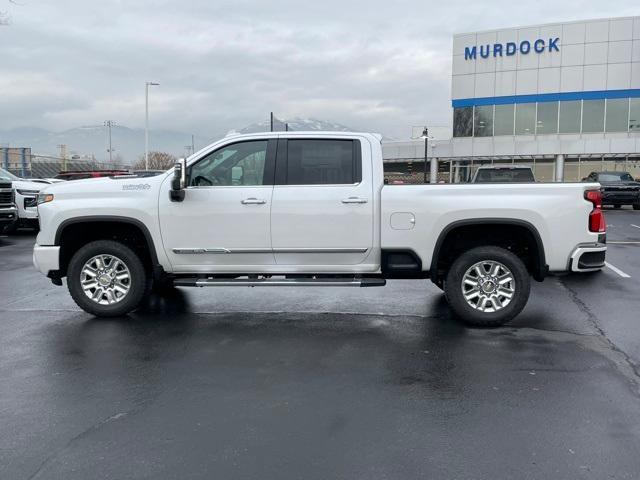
[598,173,634,182]
[474,168,535,183]
[0,167,20,181]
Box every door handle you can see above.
[341,197,368,204]
[241,198,266,205]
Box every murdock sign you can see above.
[464,38,559,60]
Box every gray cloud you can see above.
[1,0,638,141]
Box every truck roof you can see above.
[224,131,382,141]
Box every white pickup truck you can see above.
[33,132,607,326]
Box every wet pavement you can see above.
[1,209,640,479]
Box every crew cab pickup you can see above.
[33,132,607,327]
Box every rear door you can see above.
[270,136,374,267]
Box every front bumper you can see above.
[569,243,607,272]
[33,244,60,275]
[0,206,18,228]
[602,192,640,205]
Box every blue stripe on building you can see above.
[451,89,640,108]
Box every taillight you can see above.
[585,189,606,233]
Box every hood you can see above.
[41,172,170,196]
[599,180,640,188]
[12,179,44,192]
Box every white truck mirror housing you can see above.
[170,158,186,202]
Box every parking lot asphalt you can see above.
[1,208,640,479]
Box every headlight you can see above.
[37,193,54,205]
[16,189,40,196]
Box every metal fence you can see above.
[11,155,132,179]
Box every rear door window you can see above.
[283,139,361,185]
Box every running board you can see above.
[173,277,386,288]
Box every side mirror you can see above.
[170,158,186,202]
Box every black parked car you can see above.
[583,171,640,210]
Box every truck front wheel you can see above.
[67,240,147,317]
[444,246,530,327]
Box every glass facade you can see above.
[581,100,605,133]
[606,99,629,132]
[559,100,581,133]
[494,104,514,135]
[453,107,473,137]
[630,99,640,132]
[473,105,493,137]
[453,98,637,137]
[536,102,558,135]
[515,103,536,135]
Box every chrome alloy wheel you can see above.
[80,254,131,305]
[461,260,515,313]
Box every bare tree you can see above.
[132,151,176,170]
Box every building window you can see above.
[536,102,559,135]
[559,100,581,134]
[515,103,536,135]
[605,99,630,133]
[473,105,494,137]
[629,98,640,132]
[453,107,473,137]
[582,99,605,133]
[494,104,515,136]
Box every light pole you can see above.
[145,81,160,170]
[420,127,429,183]
[104,120,116,163]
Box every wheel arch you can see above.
[429,218,548,283]
[54,216,161,277]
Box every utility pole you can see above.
[191,134,195,155]
[270,112,274,132]
[104,120,116,163]
[145,81,160,170]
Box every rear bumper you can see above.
[33,244,60,275]
[569,243,606,272]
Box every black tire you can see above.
[444,246,530,327]
[633,203,640,211]
[613,204,622,209]
[4,222,18,235]
[67,240,147,317]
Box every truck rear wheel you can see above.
[444,246,530,327]
[67,240,147,317]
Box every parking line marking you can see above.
[631,224,640,229]
[605,262,631,278]
[607,241,640,245]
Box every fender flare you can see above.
[429,218,548,281]
[55,215,160,267]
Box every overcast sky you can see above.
[1,0,638,139]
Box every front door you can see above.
[159,139,276,272]
[270,137,374,267]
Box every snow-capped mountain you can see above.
[228,117,355,135]
[0,117,381,163]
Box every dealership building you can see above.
[382,16,640,182]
